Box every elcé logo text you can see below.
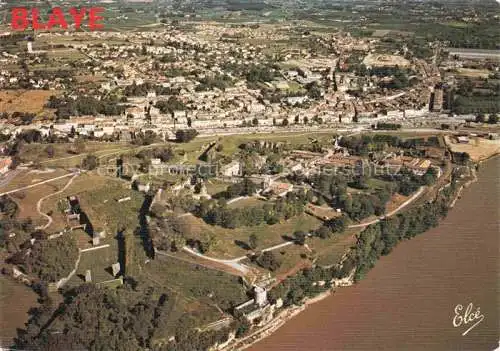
[10,7,104,31]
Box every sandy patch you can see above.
[445,135,500,162]
[363,54,410,68]
[456,68,491,78]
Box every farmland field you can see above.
[0,90,59,115]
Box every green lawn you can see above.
[68,245,117,286]
[42,174,143,233]
[313,227,359,267]
[20,142,132,167]
[366,178,393,191]
[204,179,233,195]
[180,213,321,258]
[0,168,69,193]
[141,255,248,313]
[227,196,266,209]
[175,131,336,164]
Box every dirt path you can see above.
[348,186,426,229]
[155,249,245,277]
[184,184,427,272]
[182,246,251,274]
[35,173,79,230]
[0,171,79,197]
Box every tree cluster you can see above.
[81,154,99,170]
[136,147,175,163]
[268,167,463,308]
[256,251,282,271]
[149,211,188,252]
[131,130,159,146]
[195,191,307,229]
[155,96,186,114]
[195,74,234,92]
[212,178,258,200]
[0,195,19,218]
[17,284,175,350]
[46,95,126,119]
[176,129,198,143]
[338,134,440,156]
[23,235,79,282]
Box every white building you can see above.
[0,157,12,174]
[220,161,241,177]
[254,286,268,307]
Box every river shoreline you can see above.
[227,156,496,351]
[224,288,338,351]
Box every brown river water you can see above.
[251,156,499,351]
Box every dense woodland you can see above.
[16,283,235,351]
[22,236,79,282]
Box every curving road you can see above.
[0,171,79,197]
[35,173,79,230]
[183,184,428,272]
[348,186,426,228]
[183,246,251,274]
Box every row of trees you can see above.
[375,123,402,130]
[453,95,500,115]
[338,134,440,155]
[475,114,499,124]
[17,284,179,350]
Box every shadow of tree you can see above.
[234,240,250,250]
